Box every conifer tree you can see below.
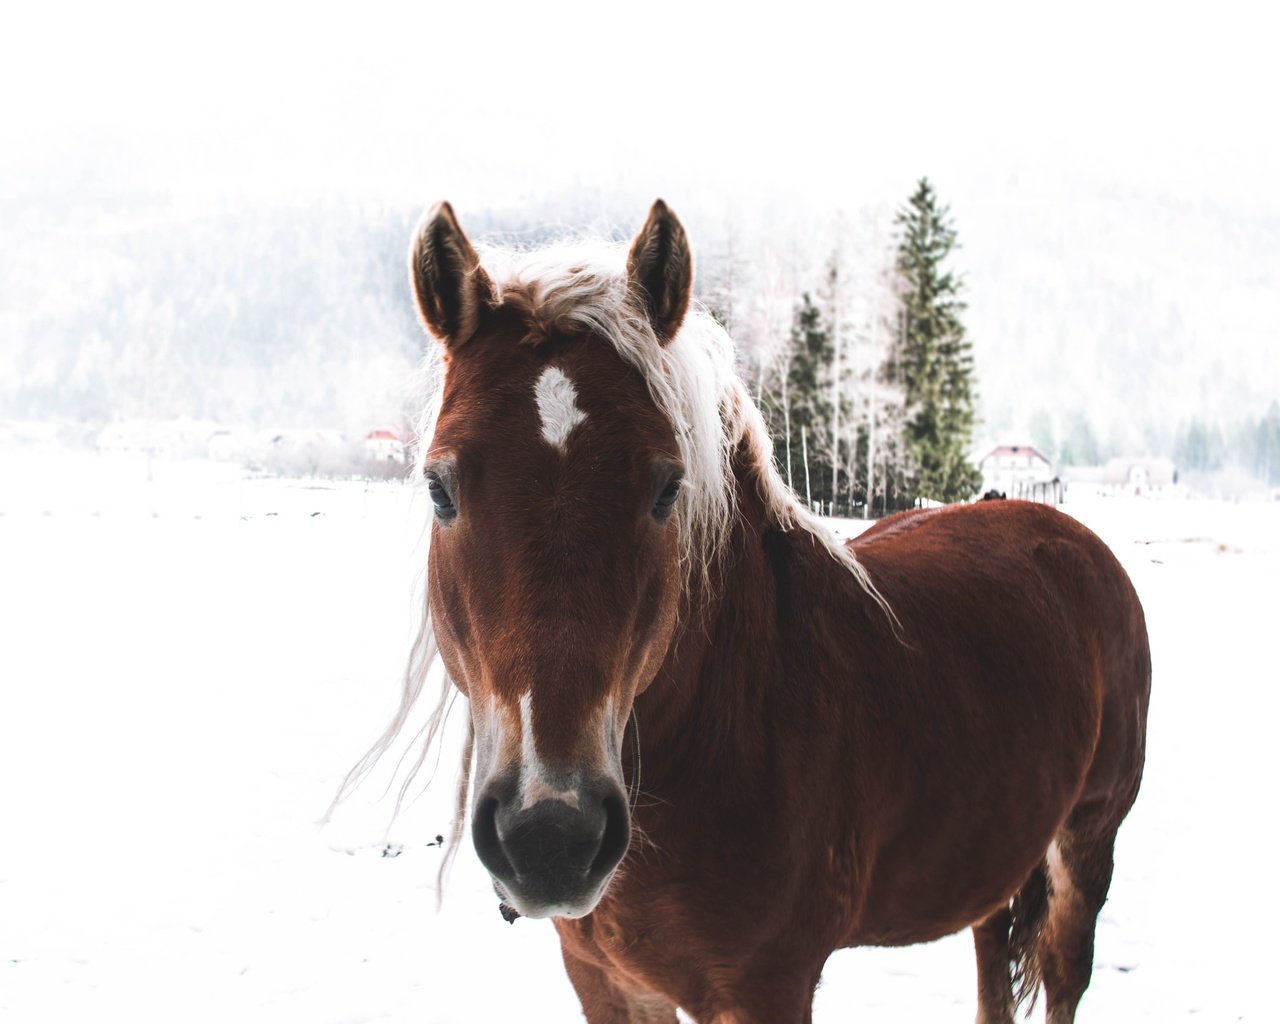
[887,178,982,502]
[1059,410,1102,466]
[818,248,872,514]
[1256,402,1280,485]
[767,292,833,508]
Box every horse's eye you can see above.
[652,473,683,521]
[426,473,456,520]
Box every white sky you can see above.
[3,0,1277,214]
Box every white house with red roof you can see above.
[978,443,1054,498]
[363,428,404,463]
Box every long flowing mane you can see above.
[325,238,890,870]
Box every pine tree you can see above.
[767,292,833,509]
[1175,417,1224,473]
[1059,410,1102,466]
[818,251,859,513]
[847,221,909,517]
[1029,408,1057,462]
[1256,402,1280,485]
[887,179,982,503]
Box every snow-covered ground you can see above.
[1,449,1275,1022]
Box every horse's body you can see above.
[559,499,1148,1023]
[373,200,1149,1023]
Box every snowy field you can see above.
[1,448,1275,1022]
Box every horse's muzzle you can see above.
[472,778,630,918]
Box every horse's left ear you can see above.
[627,199,693,346]
[409,201,494,348]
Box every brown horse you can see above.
[362,200,1150,1023]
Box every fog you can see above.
[3,1,1277,475]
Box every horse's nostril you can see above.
[497,800,602,880]
[472,795,516,882]
[589,793,630,883]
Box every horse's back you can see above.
[853,501,1148,687]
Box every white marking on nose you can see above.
[533,366,586,451]
[603,694,626,756]
[519,691,580,811]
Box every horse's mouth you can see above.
[488,864,618,920]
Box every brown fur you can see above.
[410,204,1151,1022]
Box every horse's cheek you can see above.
[427,554,476,696]
[628,548,680,695]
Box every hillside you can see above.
[2,181,1276,457]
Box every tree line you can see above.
[3,181,984,514]
[16,182,1270,498]
[1171,407,1280,483]
[733,178,981,516]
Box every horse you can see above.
[352,199,1151,1023]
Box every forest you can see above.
[3,178,1277,501]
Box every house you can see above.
[1101,457,1178,497]
[978,444,1055,499]
[363,429,404,463]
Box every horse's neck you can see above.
[637,453,866,787]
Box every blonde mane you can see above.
[325,240,893,883]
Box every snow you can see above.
[1,449,1275,1022]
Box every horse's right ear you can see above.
[409,202,494,348]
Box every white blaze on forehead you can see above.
[533,365,587,451]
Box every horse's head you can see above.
[410,200,699,918]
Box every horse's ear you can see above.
[409,201,494,348]
[627,199,693,346]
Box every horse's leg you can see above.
[971,906,1014,1024]
[721,990,816,1024]
[1037,819,1118,1024]
[694,964,821,1024]
[560,948,678,1024]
